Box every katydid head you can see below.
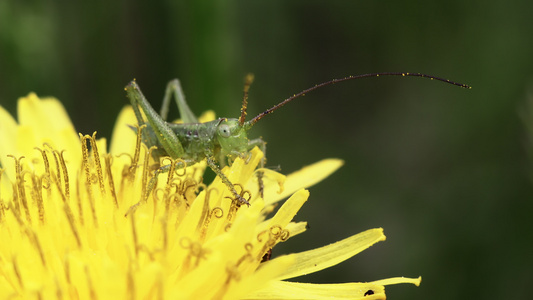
[216,118,250,157]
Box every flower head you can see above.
[0,93,420,299]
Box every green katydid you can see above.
[125,72,469,205]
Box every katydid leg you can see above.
[160,79,199,123]
[126,81,185,159]
[205,152,250,206]
[248,138,266,168]
[247,138,268,198]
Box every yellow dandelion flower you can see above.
[0,93,420,299]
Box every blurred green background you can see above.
[1,1,532,299]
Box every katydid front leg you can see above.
[205,149,251,206]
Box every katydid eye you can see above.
[218,124,231,137]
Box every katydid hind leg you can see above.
[161,79,199,124]
[126,81,185,159]
[127,84,159,153]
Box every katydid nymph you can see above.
[125,72,469,206]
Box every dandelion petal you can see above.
[265,159,344,205]
[273,228,386,280]
[247,281,385,300]
[370,276,422,287]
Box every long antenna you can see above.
[244,72,470,128]
[239,73,255,126]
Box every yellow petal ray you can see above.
[284,221,308,238]
[18,94,75,135]
[244,168,286,202]
[1,95,81,195]
[15,125,38,158]
[174,203,265,299]
[273,228,386,281]
[169,241,230,299]
[263,159,344,205]
[0,104,19,189]
[109,105,137,155]
[228,147,263,186]
[17,93,80,157]
[230,255,296,300]
[266,189,309,229]
[247,281,385,300]
[171,110,216,124]
[256,189,309,234]
[197,110,216,122]
[0,104,17,129]
[370,276,422,287]
[0,104,18,157]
